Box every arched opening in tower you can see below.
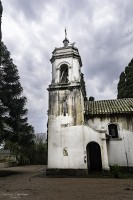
[60,64,68,83]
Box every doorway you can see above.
[86,142,102,172]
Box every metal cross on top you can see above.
[65,28,67,39]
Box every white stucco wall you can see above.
[51,47,81,84]
[48,112,133,169]
[48,44,133,170]
[48,115,109,170]
[87,116,133,167]
[107,130,133,166]
[52,58,81,83]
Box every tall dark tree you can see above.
[1,42,35,149]
[0,0,3,64]
[0,3,35,163]
[89,96,95,101]
[0,2,6,142]
[117,72,127,98]
[0,3,9,142]
[81,73,87,101]
[0,68,10,142]
[117,59,133,98]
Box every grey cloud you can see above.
[4,0,49,21]
[123,0,133,21]
[2,0,133,132]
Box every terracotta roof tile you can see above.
[85,98,133,115]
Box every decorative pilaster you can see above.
[101,131,110,171]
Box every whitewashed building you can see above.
[47,33,133,175]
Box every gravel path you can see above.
[0,165,133,200]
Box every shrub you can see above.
[111,164,121,178]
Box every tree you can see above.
[0,1,4,139]
[81,73,87,101]
[0,3,35,163]
[0,100,9,143]
[33,133,47,164]
[0,0,3,64]
[89,96,95,101]
[0,46,10,142]
[0,42,35,160]
[117,59,133,98]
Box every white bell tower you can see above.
[47,30,85,170]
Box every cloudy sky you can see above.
[2,0,133,133]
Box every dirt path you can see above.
[0,165,133,200]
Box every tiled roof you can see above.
[85,98,133,115]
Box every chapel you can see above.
[47,31,133,175]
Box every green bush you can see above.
[111,164,121,178]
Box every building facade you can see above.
[47,34,133,175]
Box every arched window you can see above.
[108,124,118,138]
[60,64,68,83]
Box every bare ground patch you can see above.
[0,165,133,200]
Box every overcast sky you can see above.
[2,0,133,133]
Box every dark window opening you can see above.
[60,64,68,83]
[108,124,118,138]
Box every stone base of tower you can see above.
[46,168,111,177]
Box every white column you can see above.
[101,132,110,171]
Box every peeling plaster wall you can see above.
[52,57,81,84]
[48,87,84,125]
[48,114,110,170]
[87,116,133,132]
[48,89,133,169]
[86,115,133,167]
[48,44,89,170]
[48,44,133,170]
[48,122,104,169]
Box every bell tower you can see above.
[47,31,85,169]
